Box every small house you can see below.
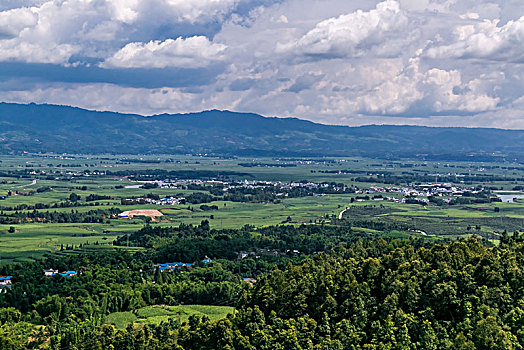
[0,276,12,285]
[0,276,12,293]
[44,269,58,277]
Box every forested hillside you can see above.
[1,102,523,159]
[1,225,524,349]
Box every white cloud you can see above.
[0,7,37,38]
[159,0,239,23]
[356,56,500,115]
[110,0,140,24]
[0,1,117,64]
[0,41,79,64]
[0,83,205,115]
[278,0,409,58]
[101,37,227,69]
[108,0,241,24]
[426,16,524,61]
[0,0,241,65]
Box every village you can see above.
[355,183,494,204]
[121,178,495,206]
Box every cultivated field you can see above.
[1,153,523,263]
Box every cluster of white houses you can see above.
[358,184,487,201]
[122,196,186,205]
[126,179,346,192]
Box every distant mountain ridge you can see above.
[0,102,523,160]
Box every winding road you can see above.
[14,179,37,188]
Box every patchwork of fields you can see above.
[1,154,523,264]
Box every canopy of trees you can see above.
[1,224,523,349]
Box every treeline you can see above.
[238,162,297,167]
[105,169,252,180]
[354,173,524,185]
[0,220,371,348]
[0,200,113,211]
[0,208,121,224]
[225,235,524,349]
[121,184,354,205]
[114,221,366,260]
[69,193,112,202]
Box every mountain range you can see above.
[1,102,523,160]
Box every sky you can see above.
[0,0,523,129]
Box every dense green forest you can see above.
[1,103,523,159]
[1,222,524,349]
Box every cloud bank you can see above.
[0,0,522,129]
[102,37,227,69]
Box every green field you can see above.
[0,195,353,263]
[1,153,523,264]
[105,305,235,328]
[340,200,524,240]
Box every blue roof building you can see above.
[53,271,78,278]
[0,276,12,282]
[155,262,193,271]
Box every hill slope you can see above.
[0,102,523,159]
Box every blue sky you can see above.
[0,0,523,129]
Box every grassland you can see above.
[105,305,235,328]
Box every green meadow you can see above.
[106,305,235,329]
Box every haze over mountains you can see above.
[0,103,523,160]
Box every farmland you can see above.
[1,153,523,264]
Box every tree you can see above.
[200,220,210,231]
[473,316,519,350]
[69,193,80,202]
[154,267,163,284]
